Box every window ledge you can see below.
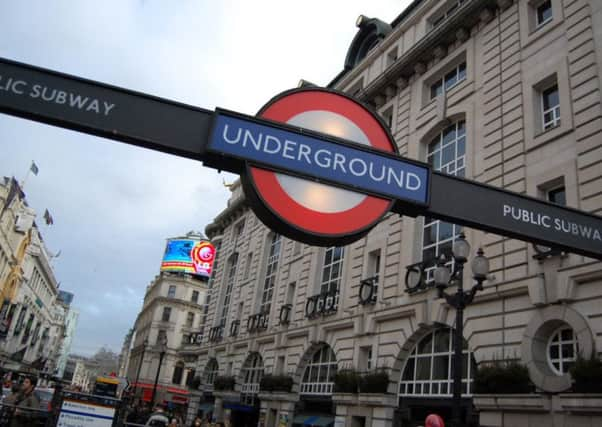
[528,125,573,152]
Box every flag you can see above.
[43,209,54,226]
[30,161,39,176]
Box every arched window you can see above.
[547,325,578,375]
[172,361,185,385]
[300,345,337,395]
[203,358,219,386]
[399,328,475,397]
[241,353,263,401]
[422,121,466,282]
[259,234,282,315]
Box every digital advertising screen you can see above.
[160,239,216,279]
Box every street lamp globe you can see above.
[452,232,470,262]
[434,254,451,287]
[471,248,490,281]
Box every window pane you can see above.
[548,187,566,206]
[423,224,437,247]
[438,222,454,242]
[402,358,415,381]
[458,63,467,81]
[431,81,443,99]
[434,330,451,353]
[442,143,456,167]
[428,151,441,169]
[562,344,574,358]
[416,358,431,380]
[537,0,552,25]
[433,356,449,379]
[543,85,559,110]
[561,328,573,341]
[418,334,433,354]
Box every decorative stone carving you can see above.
[413,62,426,75]
[433,45,447,59]
[496,0,513,10]
[456,27,469,43]
[385,85,396,100]
[396,77,408,90]
[374,95,386,107]
[480,8,494,24]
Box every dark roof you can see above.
[328,0,426,88]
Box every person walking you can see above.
[145,404,170,427]
[6,376,41,427]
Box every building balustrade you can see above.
[246,312,269,333]
[229,319,240,337]
[358,275,379,305]
[208,325,223,343]
[305,289,339,319]
[278,304,292,325]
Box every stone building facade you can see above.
[0,177,71,374]
[127,234,210,407]
[184,0,602,426]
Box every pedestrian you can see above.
[191,416,202,427]
[145,403,170,427]
[6,376,41,427]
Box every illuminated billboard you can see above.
[160,239,216,279]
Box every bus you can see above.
[93,375,121,398]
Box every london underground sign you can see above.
[1,56,602,258]
[208,90,429,245]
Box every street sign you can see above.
[207,90,430,245]
[1,56,602,258]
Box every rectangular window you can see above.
[547,186,566,206]
[422,121,466,281]
[191,290,199,304]
[542,84,560,130]
[260,234,282,315]
[536,0,552,28]
[321,247,345,295]
[360,346,373,371]
[162,307,172,322]
[430,62,466,100]
[219,253,239,327]
[319,247,344,312]
[157,329,167,344]
[186,312,194,327]
[167,285,176,298]
[234,220,245,241]
[244,252,253,280]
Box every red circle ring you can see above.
[247,89,397,241]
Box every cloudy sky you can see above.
[0,0,408,356]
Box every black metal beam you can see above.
[0,57,212,160]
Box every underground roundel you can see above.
[241,88,397,246]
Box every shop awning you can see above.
[130,382,189,395]
[292,415,334,426]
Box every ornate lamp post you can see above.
[434,233,489,427]
[151,335,168,407]
[133,337,149,398]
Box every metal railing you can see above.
[299,381,334,395]
[0,402,52,427]
[305,289,339,319]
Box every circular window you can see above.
[522,306,593,392]
[547,326,578,376]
